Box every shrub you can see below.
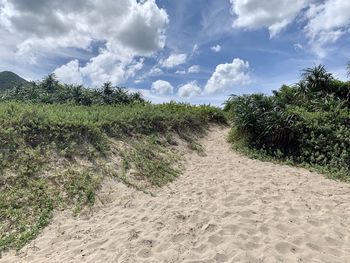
[225,65,350,179]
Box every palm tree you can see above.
[129,91,144,103]
[102,82,114,104]
[41,74,59,93]
[71,85,83,104]
[301,65,333,93]
[114,87,129,104]
[295,81,308,93]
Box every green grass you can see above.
[0,101,226,253]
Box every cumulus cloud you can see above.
[134,66,163,84]
[55,50,145,87]
[305,0,350,55]
[204,58,251,94]
[230,0,350,56]
[53,59,83,85]
[177,81,202,98]
[148,67,163,76]
[0,0,168,55]
[161,53,187,68]
[0,0,169,85]
[211,45,221,52]
[175,65,200,74]
[151,80,173,95]
[188,65,200,73]
[230,0,308,37]
[79,51,144,87]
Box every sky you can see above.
[0,0,350,105]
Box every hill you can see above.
[0,71,28,91]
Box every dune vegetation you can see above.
[224,65,350,180]
[1,64,349,254]
[0,76,226,252]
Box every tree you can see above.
[114,87,129,104]
[70,85,84,104]
[294,81,309,99]
[347,61,350,78]
[40,74,59,93]
[102,82,114,104]
[301,65,333,94]
[0,76,144,105]
[129,91,144,103]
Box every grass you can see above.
[0,101,226,253]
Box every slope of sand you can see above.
[2,126,350,263]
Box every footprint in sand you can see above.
[137,248,153,258]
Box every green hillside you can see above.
[0,71,28,91]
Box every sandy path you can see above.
[3,126,350,263]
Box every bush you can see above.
[225,65,350,179]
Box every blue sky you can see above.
[0,0,349,105]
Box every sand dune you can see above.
[3,126,350,262]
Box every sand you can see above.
[2,126,350,262]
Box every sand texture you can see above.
[2,126,350,262]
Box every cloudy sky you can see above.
[0,0,350,105]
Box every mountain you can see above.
[0,71,28,91]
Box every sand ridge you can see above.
[2,126,350,262]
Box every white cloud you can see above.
[149,67,163,76]
[177,81,202,98]
[79,49,144,87]
[305,0,350,56]
[230,0,350,56]
[161,53,187,68]
[54,47,146,87]
[0,0,169,85]
[175,65,199,74]
[305,0,350,41]
[175,70,186,74]
[151,80,173,95]
[230,0,308,37]
[211,45,221,52]
[204,58,251,94]
[191,44,199,56]
[188,65,200,73]
[294,43,303,51]
[133,66,163,84]
[0,0,169,56]
[54,59,83,85]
